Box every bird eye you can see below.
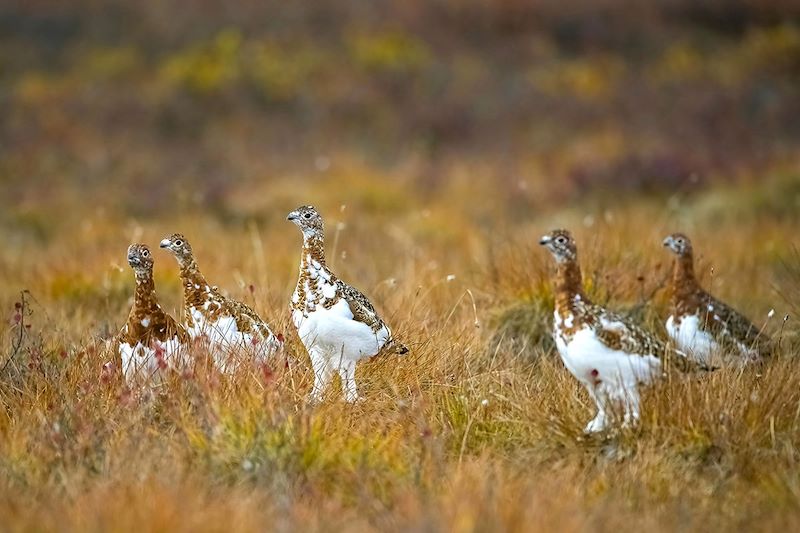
[676,238,684,244]
[556,236,567,244]
[142,250,149,257]
[175,239,183,246]
[303,213,312,219]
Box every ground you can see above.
[1,168,799,531]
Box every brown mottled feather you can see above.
[290,213,407,355]
[163,234,278,342]
[115,244,188,353]
[336,280,384,332]
[666,233,770,358]
[547,229,702,373]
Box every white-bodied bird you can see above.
[287,205,407,402]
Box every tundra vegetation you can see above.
[1,1,799,531]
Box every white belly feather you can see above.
[295,299,390,362]
[562,328,661,388]
[554,310,661,392]
[119,336,186,383]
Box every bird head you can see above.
[539,229,577,263]
[287,205,324,239]
[127,243,154,273]
[663,233,692,257]
[159,233,193,264]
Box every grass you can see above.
[2,3,799,529]
[1,166,798,532]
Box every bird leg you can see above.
[337,359,360,403]
[620,388,642,429]
[584,385,610,433]
[309,350,334,403]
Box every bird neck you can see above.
[554,258,587,315]
[133,271,159,313]
[671,253,700,312]
[302,233,326,266]
[179,257,212,307]
[293,233,336,312]
[298,234,331,283]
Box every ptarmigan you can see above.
[159,233,282,372]
[663,233,770,365]
[117,244,189,383]
[287,205,407,402]
[540,229,699,433]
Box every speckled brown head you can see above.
[663,233,693,257]
[287,205,324,240]
[127,243,153,270]
[539,229,577,263]
[159,233,194,265]
[127,243,154,277]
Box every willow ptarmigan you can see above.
[159,233,282,372]
[117,244,189,382]
[663,233,770,365]
[287,205,408,402]
[540,229,700,433]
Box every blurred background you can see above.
[1,0,799,330]
[3,0,799,215]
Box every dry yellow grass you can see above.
[1,166,799,532]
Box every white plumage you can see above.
[295,299,391,402]
[665,313,718,366]
[186,311,275,372]
[555,311,661,432]
[159,233,283,373]
[119,336,186,382]
[288,205,406,402]
[541,229,697,433]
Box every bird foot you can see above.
[584,414,608,434]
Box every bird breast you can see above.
[296,263,338,315]
[119,336,187,381]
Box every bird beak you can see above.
[662,237,672,247]
[127,255,140,266]
[287,211,299,222]
[538,235,551,246]
[159,239,171,249]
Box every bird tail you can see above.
[386,338,409,356]
[669,346,718,372]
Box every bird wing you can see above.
[225,298,275,339]
[591,306,664,355]
[336,280,408,354]
[590,305,703,372]
[699,293,770,356]
[335,280,385,332]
